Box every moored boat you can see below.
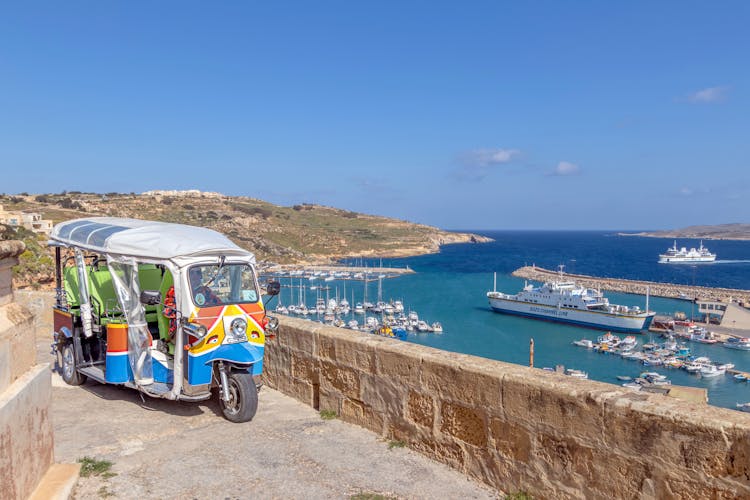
[486,268,655,333]
[724,337,750,351]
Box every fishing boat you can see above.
[486,268,655,333]
[723,337,750,351]
[565,369,588,379]
[700,364,726,378]
[658,240,716,264]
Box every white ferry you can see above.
[486,270,655,333]
[658,240,716,264]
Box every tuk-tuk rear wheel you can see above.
[220,371,258,423]
[61,343,87,386]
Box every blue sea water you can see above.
[331,231,750,411]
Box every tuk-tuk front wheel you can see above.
[61,343,87,386]
[220,371,258,423]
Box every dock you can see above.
[512,265,750,303]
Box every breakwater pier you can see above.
[512,265,750,303]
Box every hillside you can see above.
[0,191,490,267]
[623,223,750,240]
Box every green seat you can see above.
[63,266,82,311]
[88,269,122,324]
[156,269,175,353]
[138,265,163,323]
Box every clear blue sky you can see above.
[1,2,748,230]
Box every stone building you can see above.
[0,205,53,235]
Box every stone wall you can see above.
[264,316,750,499]
[0,241,54,500]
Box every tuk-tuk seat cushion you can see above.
[63,266,82,310]
[138,265,163,323]
[88,269,122,320]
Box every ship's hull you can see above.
[488,297,654,333]
[658,256,716,264]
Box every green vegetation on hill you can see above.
[0,191,489,285]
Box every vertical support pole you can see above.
[493,272,497,292]
[529,338,535,368]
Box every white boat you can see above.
[724,337,750,351]
[487,268,655,333]
[565,369,588,379]
[658,240,716,264]
[416,320,433,332]
[431,322,443,333]
[573,339,593,348]
[354,303,365,314]
[737,403,750,412]
[622,382,642,391]
[347,319,359,330]
[700,364,726,378]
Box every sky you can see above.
[1,1,748,230]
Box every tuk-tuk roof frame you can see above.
[49,217,255,264]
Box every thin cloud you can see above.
[686,86,729,103]
[549,161,580,176]
[453,148,521,181]
[679,187,694,196]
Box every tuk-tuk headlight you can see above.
[184,322,207,339]
[226,318,247,344]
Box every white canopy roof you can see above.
[50,217,255,262]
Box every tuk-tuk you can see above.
[49,217,280,422]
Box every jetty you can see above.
[512,265,750,304]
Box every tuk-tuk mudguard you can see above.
[187,342,264,385]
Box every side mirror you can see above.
[140,290,161,306]
[265,281,281,296]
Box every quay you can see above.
[512,265,750,303]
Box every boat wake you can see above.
[712,260,750,264]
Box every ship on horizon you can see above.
[486,267,655,333]
[658,240,716,264]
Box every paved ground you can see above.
[44,349,498,499]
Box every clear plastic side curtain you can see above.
[107,257,154,386]
[74,249,94,338]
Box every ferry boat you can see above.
[658,240,716,264]
[486,269,655,333]
[723,337,750,351]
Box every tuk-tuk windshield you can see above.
[188,264,259,307]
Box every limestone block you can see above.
[290,350,317,384]
[419,351,505,410]
[359,373,405,418]
[0,301,36,385]
[277,317,317,354]
[489,418,531,463]
[0,364,54,500]
[318,386,341,414]
[319,360,360,400]
[603,393,750,481]
[406,390,435,429]
[501,369,613,447]
[340,397,384,435]
[320,332,377,374]
[439,401,488,448]
[375,342,423,386]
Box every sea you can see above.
[285,231,750,411]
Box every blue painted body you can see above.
[187,342,264,385]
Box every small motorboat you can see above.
[573,339,593,348]
[565,369,588,379]
[734,374,747,382]
[737,402,750,413]
[616,375,632,381]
